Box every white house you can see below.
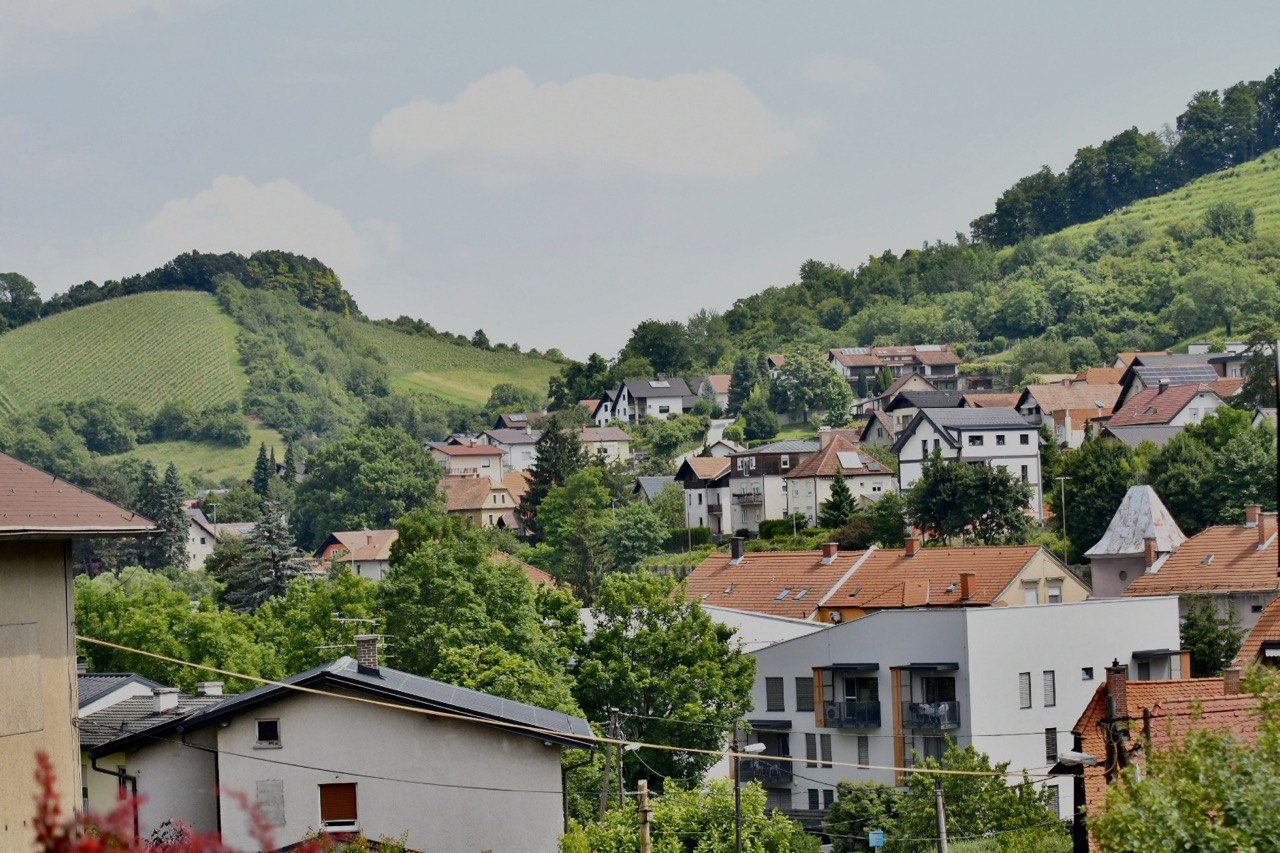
[314,529,399,581]
[481,427,542,471]
[590,390,616,426]
[184,507,255,571]
[892,408,1042,520]
[742,597,1184,819]
[577,426,633,462]
[675,457,731,533]
[89,637,594,852]
[727,439,820,534]
[611,377,693,423]
[430,443,506,484]
[784,434,896,524]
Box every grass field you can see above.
[774,420,820,439]
[343,319,560,405]
[103,421,286,485]
[0,291,244,415]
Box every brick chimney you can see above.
[152,687,180,714]
[959,571,975,600]
[818,426,833,449]
[1143,536,1157,569]
[354,634,380,675]
[730,537,745,564]
[1245,504,1260,527]
[905,535,919,557]
[195,681,223,697]
[1223,666,1242,696]
[820,542,838,563]
[1264,513,1277,549]
[1105,659,1128,719]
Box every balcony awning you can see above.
[816,663,880,671]
[1132,649,1185,659]
[900,662,959,671]
[746,719,791,730]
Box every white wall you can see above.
[186,519,216,571]
[129,728,220,839]
[897,419,1042,519]
[786,474,896,524]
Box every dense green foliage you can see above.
[1044,435,1141,561]
[906,455,1033,544]
[522,414,590,537]
[818,473,857,528]
[825,781,897,853]
[1179,595,1245,677]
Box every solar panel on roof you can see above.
[836,451,862,468]
[509,414,527,422]
[650,380,671,388]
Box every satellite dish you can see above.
[828,611,843,623]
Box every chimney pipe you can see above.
[1222,666,1242,696]
[75,659,88,676]
[820,542,837,563]
[1143,536,1157,570]
[152,687,180,714]
[730,537,745,563]
[1105,659,1128,720]
[195,681,223,697]
[1245,504,1260,527]
[1157,379,1169,394]
[354,634,380,675]
[959,571,975,600]
[905,535,919,557]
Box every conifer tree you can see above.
[522,413,588,537]
[727,353,758,416]
[282,442,298,487]
[818,472,857,529]
[222,501,298,612]
[158,462,188,570]
[251,442,272,496]
[133,461,164,567]
[856,372,869,399]
[873,365,894,395]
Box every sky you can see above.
[3,2,1280,358]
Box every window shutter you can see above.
[820,734,833,767]
[805,733,817,767]
[319,783,357,824]
[1043,670,1056,707]
[1044,728,1058,762]
[1047,784,1060,817]
[795,677,815,712]
[857,735,870,767]
[766,678,785,712]
[1018,672,1032,709]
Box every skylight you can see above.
[794,588,810,600]
[774,588,793,601]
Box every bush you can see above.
[832,517,875,551]
[665,526,713,551]
[758,514,808,540]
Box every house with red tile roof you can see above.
[430,442,506,483]
[784,434,895,525]
[683,541,858,620]
[1235,595,1280,667]
[439,471,529,532]
[1123,505,1278,631]
[0,450,157,847]
[694,374,732,411]
[827,345,963,392]
[1105,382,1225,429]
[674,456,732,534]
[1075,366,1125,385]
[315,528,399,580]
[1015,381,1121,449]
[856,410,896,447]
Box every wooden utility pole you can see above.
[598,715,613,819]
[638,779,652,853]
[933,778,949,853]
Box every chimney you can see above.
[1157,379,1170,394]
[820,542,838,563]
[729,537,745,564]
[1264,513,1276,549]
[1244,504,1260,527]
[1105,659,1128,720]
[75,659,88,675]
[354,634,380,675]
[152,687,180,714]
[1143,536,1157,569]
[1222,666,1242,696]
[818,426,833,449]
[195,681,223,697]
[905,535,919,557]
[959,571,975,600]
[656,372,667,381]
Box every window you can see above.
[823,789,835,809]
[255,719,281,747]
[796,677,815,712]
[765,677,785,711]
[1024,585,1039,605]
[658,406,670,415]
[1019,434,1030,445]
[482,458,491,468]
[1018,672,1032,709]
[780,455,790,469]
[857,735,870,767]
[996,434,1006,446]
[805,733,818,767]
[697,493,703,505]
[921,439,928,457]
[765,789,791,811]
[1020,465,1029,482]
[1043,671,1056,707]
[319,783,357,829]
[1046,785,1060,818]
[967,435,984,447]
[1081,667,1094,681]
[921,677,954,703]
[808,789,820,810]
[774,588,792,601]
[922,736,949,762]
[1137,661,1151,680]
[199,537,207,545]
[1044,728,1059,762]
[820,734,833,767]
[1047,584,1062,604]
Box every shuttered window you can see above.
[1018,672,1032,709]
[765,678,785,712]
[1046,784,1060,818]
[857,735,869,767]
[1043,670,1056,707]
[819,734,833,768]
[795,677,814,712]
[319,783,357,827]
[805,733,817,767]
[808,789,820,810]
[823,789,835,809]
[765,789,791,811]
[1045,728,1058,762]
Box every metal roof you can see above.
[1102,425,1184,448]
[732,439,821,456]
[77,672,163,710]
[1083,485,1187,557]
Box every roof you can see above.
[494,412,544,429]
[634,476,674,499]
[891,407,1034,453]
[1131,363,1219,389]
[1076,366,1125,385]
[1018,382,1120,415]
[0,450,157,538]
[502,470,531,502]
[766,354,785,367]
[440,476,497,512]
[1206,377,1244,398]
[578,398,599,411]
[784,435,887,479]
[484,428,541,445]
[1235,595,1280,665]
[1107,384,1221,428]
[494,552,559,588]
[879,372,936,399]
[319,529,399,562]
[91,656,595,757]
[683,550,860,619]
[77,672,163,710]
[431,443,505,457]
[703,374,731,394]
[827,345,959,368]
[858,411,895,441]
[1102,425,1184,448]
[577,426,632,443]
[1084,486,1187,557]
[79,692,224,749]
[823,545,1048,610]
[1123,516,1278,596]
[884,390,966,411]
[963,392,1022,408]
[623,377,693,399]
[1114,350,1171,367]
[678,456,731,482]
[732,438,820,456]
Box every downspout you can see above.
[90,756,139,841]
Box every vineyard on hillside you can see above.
[0,291,244,415]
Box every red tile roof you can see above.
[1105,384,1220,428]
[682,457,731,480]
[440,476,493,512]
[824,545,1047,609]
[495,552,559,588]
[1124,516,1278,596]
[432,444,505,457]
[963,392,1021,408]
[1019,382,1120,415]
[1234,595,1280,666]
[704,374,731,395]
[1206,377,1243,398]
[1076,367,1125,385]
[502,470,531,503]
[0,450,156,538]
[784,435,888,479]
[325,529,399,561]
[683,550,858,619]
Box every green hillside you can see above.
[0,291,243,416]
[103,421,286,483]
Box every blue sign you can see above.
[868,829,885,848]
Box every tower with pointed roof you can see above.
[1084,485,1187,597]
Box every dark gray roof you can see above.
[79,693,223,748]
[623,378,693,399]
[484,428,542,445]
[1131,354,1216,367]
[77,672,163,709]
[732,438,821,456]
[891,408,1036,454]
[634,475,675,499]
[90,656,594,757]
[884,391,966,411]
[1102,425,1184,448]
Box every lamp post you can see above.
[732,736,766,853]
[1055,476,1072,563]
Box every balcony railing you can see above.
[822,700,882,729]
[739,757,793,786]
[902,701,961,730]
[731,489,763,504]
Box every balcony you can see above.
[901,701,961,730]
[731,489,763,504]
[822,700,882,729]
[739,757,793,786]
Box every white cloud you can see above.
[142,176,386,272]
[370,67,804,178]
[803,54,888,93]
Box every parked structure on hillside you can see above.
[1102,381,1226,448]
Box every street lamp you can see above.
[1055,476,1072,563]
[732,737,767,853]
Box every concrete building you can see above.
[610,377,693,423]
[429,442,506,482]
[1085,486,1187,598]
[0,450,155,848]
[89,637,594,851]
[440,471,529,531]
[743,597,1184,821]
[727,439,820,534]
[827,345,963,392]
[577,426,633,463]
[481,427,541,471]
[183,506,255,571]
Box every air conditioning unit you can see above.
[823,702,841,726]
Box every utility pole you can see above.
[933,778,949,853]
[598,708,616,819]
[732,731,742,853]
[637,779,652,853]
[616,713,625,808]
[1055,476,1072,564]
